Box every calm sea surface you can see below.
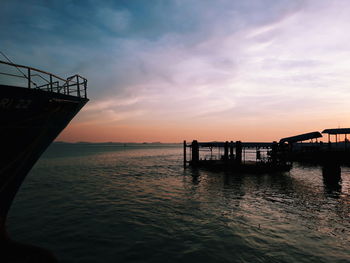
[8,143,350,263]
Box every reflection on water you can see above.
[322,165,342,195]
[8,144,350,263]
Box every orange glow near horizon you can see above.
[57,110,350,143]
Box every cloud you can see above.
[96,8,131,33]
[75,0,350,129]
[3,0,350,141]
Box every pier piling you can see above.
[271,141,278,165]
[230,141,234,159]
[183,140,186,168]
[191,140,199,166]
[235,141,242,164]
[224,141,229,161]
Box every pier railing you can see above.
[183,140,284,168]
[0,60,87,98]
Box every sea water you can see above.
[8,143,350,262]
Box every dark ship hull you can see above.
[0,60,89,262]
[0,84,88,228]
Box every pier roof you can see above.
[322,128,350,134]
[279,131,322,144]
[196,142,274,148]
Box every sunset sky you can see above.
[2,0,350,142]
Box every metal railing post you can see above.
[76,75,80,97]
[50,74,53,92]
[84,79,87,98]
[28,68,31,88]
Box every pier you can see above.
[184,128,350,178]
[280,129,350,165]
[183,140,291,173]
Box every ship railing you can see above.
[0,60,87,98]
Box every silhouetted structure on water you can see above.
[184,129,350,182]
[183,140,292,173]
[0,59,88,262]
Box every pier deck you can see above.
[183,129,350,186]
[184,140,291,173]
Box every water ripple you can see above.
[8,144,350,262]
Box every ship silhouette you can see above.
[0,59,88,262]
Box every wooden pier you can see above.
[183,128,350,178]
[279,129,350,165]
[183,140,291,173]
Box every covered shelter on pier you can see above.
[279,131,322,144]
[322,128,350,143]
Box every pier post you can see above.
[271,141,278,165]
[346,134,348,150]
[235,141,242,165]
[224,141,229,161]
[322,162,341,192]
[230,141,234,160]
[256,148,261,161]
[183,140,187,168]
[191,140,199,166]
